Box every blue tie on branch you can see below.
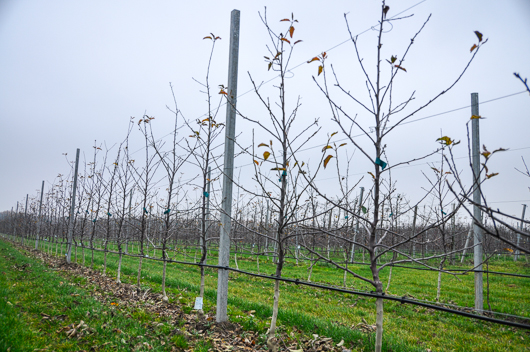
[203,192,209,198]
[375,157,387,170]
[345,215,348,219]
[164,209,171,215]
[279,170,288,182]
[441,209,447,215]
[144,207,148,214]
[107,212,112,217]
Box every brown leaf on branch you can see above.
[436,136,453,146]
[383,6,390,18]
[323,155,333,168]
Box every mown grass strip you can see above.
[87,243,530,352]
[15,238,530,351]
[0,240,180,351]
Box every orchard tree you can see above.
[182,33,226,308]
[229,11,323,351]
[308,2,486,351]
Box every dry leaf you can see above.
[323,155,333,168]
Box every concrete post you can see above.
[514,204,526,261]
[35,181,45,250]
[126,190,133,254]
[265,199,270,251]
[217,9,240,323]
[66,148,80,263]
[351,186,364,262]
[22,194,28,244]
[471,92,483,313]
[13,202,19,241]
[206,166,211,234]
[411,205,418,258]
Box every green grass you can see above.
[15,237,530,351]
[0,239,221,351]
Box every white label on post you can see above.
[194,297,203,310]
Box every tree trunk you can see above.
[136,256,143,294]
[436,270,442,302]
[385,267,393,292]
[199,266,205,298]
[375,297,384,352]
[103,249,108,276]
[267,278,281,352]
[162,258,168,301]
[117,252,122,284]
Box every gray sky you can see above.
[1,0,530,221]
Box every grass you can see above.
[0,239,218,351]
[11,236,530,351]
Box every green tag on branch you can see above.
[375,157,387,170]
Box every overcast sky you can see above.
[1,0,530,222]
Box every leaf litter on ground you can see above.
[6,241,352,351]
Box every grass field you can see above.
[0,240,192,351]
[4,237,530,351]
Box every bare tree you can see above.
[181,33,226,308]
[307,2,486,350]
[131,115,161,294]
[228,11,321,351]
